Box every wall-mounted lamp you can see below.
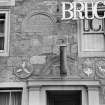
[56,17,61,23]
[56,1,61,23]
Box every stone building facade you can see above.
[0,0,105,105]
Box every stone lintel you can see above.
[28,80,100,87]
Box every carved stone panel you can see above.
[14,60,33,79]
[96,60,105,78]
[80,58,95,78]
[22,12,55,35]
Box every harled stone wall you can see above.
[8,0,79,80]
[0,0,105,104]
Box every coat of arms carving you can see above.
[14,61,33,78]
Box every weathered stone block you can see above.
[71,44,78,54]
[0,57,7,66]
[30,38,41,46]
[7,57,22,67]
[15,24,22,33]
[30,56,46,64]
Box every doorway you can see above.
[47,90,81,105]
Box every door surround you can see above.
[41,86,87,105]
[28,80,100,105]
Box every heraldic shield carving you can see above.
[14,61,33,79]
[96,60,105,78]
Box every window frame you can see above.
[78,10,105,57]
[0,82,27,105]
[0,10,10,56]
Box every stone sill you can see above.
[0,0,15,6]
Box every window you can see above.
[0,11,10,56]
[0,88,22,105]
[78,4,105,57]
